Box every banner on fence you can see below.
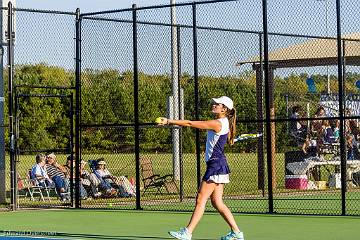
[320,94,360,117]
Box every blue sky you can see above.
[16,0,196,12]
[10,0,360,77]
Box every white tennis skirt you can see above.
[207,174,230,184]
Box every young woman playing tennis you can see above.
[158,96,244,240]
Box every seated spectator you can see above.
[289,105,307,145]
[64,156,73,179]
[302,133,318,158]
[346,134,360,160]
[79,160,102,198]
[45,153,70,200]
[333,120,340,141]
[95,159,135,197]
[321,120,335,144]
[31,154,54,188]
[345,108,360,140]
[312,120,339,155]
[302,133,321,181]
[63,156,89,199]
[85,159,117,197]
[310,106,326,134]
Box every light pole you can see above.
[0,0,16,205]
[171,0,181,180]
[316,0,331,93]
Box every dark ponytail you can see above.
[227,107,237,145]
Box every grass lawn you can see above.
[2,153,360,215]
[10,152,284,196]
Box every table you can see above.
[286,158,360,185]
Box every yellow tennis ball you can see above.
[155,117,162,124]
[108,203,113,207]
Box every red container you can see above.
[129,177,135,186]
[285,175,308,189]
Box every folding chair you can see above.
[17,174,43,201]
[139,157,178,195]
[28,170,57,202]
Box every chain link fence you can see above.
[2,0,360,215]
[2,6,76,209]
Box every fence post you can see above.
[0,0,4,206]
[69,93,74,207]
[171,0,181,181]
[133,4,142,210]
[75,8,81,209]
[0,48,5,204]
[192,2,201,189]
[262,0,274,213]
[7,1,17,211]
[177,26,184,202]
[0,2,5,204]
[256,33,265,196]
[335,0,346,216]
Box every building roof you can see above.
[238,33,360,69]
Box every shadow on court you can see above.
[1,232,215,240]
[58,233,174,240]
[58,233,214,240]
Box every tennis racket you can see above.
[234,133,263,142]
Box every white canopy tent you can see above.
[237,33,360,191]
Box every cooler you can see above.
[315,181,327,190]
[285,175,308,189]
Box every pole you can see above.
[177,26,184,202]
[325,0,330,94]
[133,4,142,210]
[335,0,346,216]
[316,0,330,93]
[262,0,274,213]
[0,0,6,205]
[7,1,16,210]
[75,8,81,208]
[325,0,331,94]
[171,0,180,180]
[256,33,264,194]
[69,93,74,207]
[0,44,5,204]
[192,2,201,189]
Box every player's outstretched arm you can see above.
[158,117,221,132]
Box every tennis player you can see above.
[158,96,244,240]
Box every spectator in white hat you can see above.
[45,153,70,201]
[94,158,136,197]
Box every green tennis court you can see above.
[0,209,358,239]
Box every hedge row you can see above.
[5,64,359,153]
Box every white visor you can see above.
[212,96,233,110]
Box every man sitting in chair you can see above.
[63,156,91,200]
[87,159,117,197]
[347,134,360,160]
[289,105,307,146]
[31,154,54,188]
[45,153,70,201]
[94,159,135,197]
